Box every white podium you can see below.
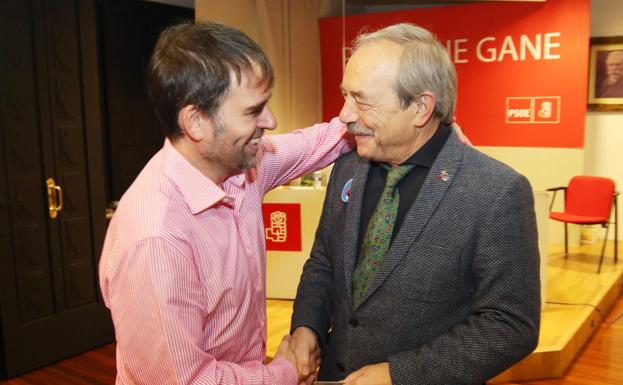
[264,186,326,299]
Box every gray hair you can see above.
[353,23,456,124]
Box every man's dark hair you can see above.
[147,21,274,140]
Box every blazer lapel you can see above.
[356,133,466,307]
[342,157,370,308]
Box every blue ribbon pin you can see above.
[341,178,353,203]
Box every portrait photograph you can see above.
[588,36,623,110]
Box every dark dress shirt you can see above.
[358,123,451,250]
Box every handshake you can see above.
[274,327,390,385]
[275,327,322,385]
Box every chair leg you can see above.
[564,223,568,258]
[598,224,610,274]
[615,202,618,263]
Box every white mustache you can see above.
[347,123,373,136]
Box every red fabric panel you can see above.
[318,0,589,148]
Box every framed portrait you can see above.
[588,36,623,111]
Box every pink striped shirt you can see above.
[99,118,351,385]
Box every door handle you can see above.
[46,178,63,219]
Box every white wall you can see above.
[478,0,623,244]
[476,147,584,245]
[585,0,623,241]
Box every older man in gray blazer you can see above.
[290,23,540,385]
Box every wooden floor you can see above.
[0,343,116,385]
[491,241,623,383]
[2,243,622,385]
[500,296,623,385]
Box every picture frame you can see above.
[588,36,623,111]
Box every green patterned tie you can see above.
[352,164,415,308]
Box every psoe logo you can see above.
[265,211,287,242]
[506,96,560,124]
[262,203,302,252]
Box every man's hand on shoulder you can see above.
[451,119,472,146]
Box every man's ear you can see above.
[412,92,436,127]
[178,105,207,142]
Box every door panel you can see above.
[0,0,113,378]
[1,1,56,328]
[44,0,99,312]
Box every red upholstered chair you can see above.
[548,176,619,273]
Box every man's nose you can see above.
[258,106,277,131]
[339,99,359,125]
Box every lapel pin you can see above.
[436,170,450,182]
[341,178,353,202]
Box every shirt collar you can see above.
[162,139,229,214]
[401,123,451,167]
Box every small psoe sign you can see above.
[262,203,302,251]
[506,96,560,124]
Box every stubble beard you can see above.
[240,151,257,169]
[211,116,258,173]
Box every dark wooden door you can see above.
[0,0,112,378]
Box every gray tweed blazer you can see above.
[291,130,540,385]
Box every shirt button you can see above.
[349,317,360,327]
[337,362,345,372]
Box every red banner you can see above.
[262,203,302,251]
[319,0,589,148]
